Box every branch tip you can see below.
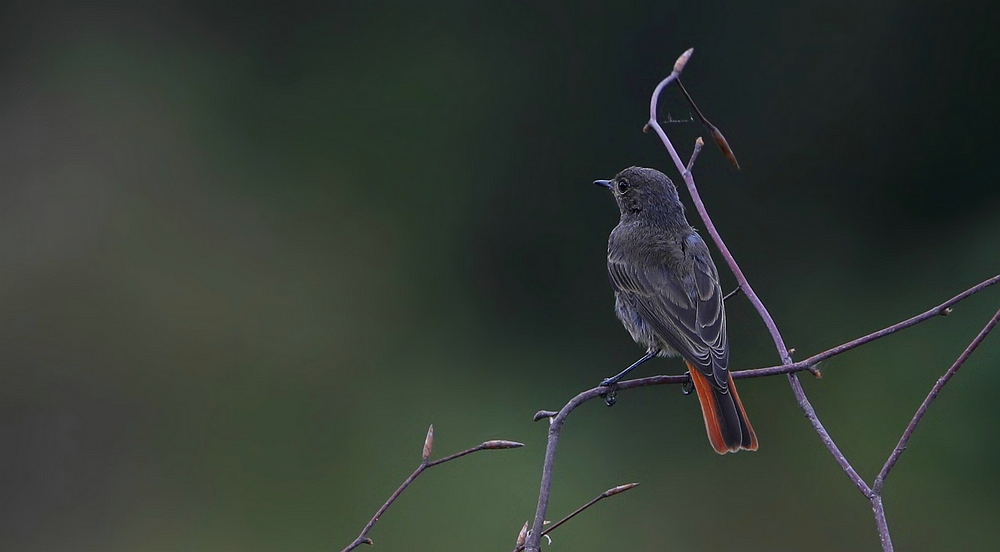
[516,521,529,547]
[361,537,373,546]
[481,440,524,450]
[422,425,434,461]
[533,410,558,422]
[602,482,640,497]
[711,127,741,170]
[673,48,694,74]
[686,136,705,172]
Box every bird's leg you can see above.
[601,349,659,387]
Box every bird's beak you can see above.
[594,179,612,189]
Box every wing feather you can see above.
[608,231,729,389]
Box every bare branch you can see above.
[731,273,1000,380]
[790,275,1000,372]
[340,426,524,552]
[874,305,1000,492]
[519,273,998,551]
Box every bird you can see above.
[594,166,756,454]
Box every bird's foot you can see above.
[681,372,694,395]
[601,385,618,407]
[599,375,621,406]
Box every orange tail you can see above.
[687,361,758,454]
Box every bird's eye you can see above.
[616,179,630,194]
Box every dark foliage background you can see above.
[2,2,999,551]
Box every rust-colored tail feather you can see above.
[687,361,758,454]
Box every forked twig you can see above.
[340,425,523,552]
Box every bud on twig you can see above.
[673,48,694,74]
[601,482,640,498]
[481,440,525,450]
[711,127,740,170]
[516,521,529,547]
[422,424,434,461]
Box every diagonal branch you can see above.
[732,273,1000,380]
[514,483,639,552]
[541,482,640,539]
[340,425,523,552]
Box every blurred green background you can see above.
[2,1,999,551]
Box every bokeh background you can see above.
[2,1,1000,551]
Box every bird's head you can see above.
[594,166,686,226]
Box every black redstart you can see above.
[595,166,756,454]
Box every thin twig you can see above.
[874,305,1000,492]
[723,286,742,302]
[675,79,740,169]
[542,483,639,538]
[340,426,523,552]
[730,273,1000,380]
[513,483,639,552]
[792,275,1000,373]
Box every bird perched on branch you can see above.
[595,166,756,454]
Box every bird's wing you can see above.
[608,233,729,389]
